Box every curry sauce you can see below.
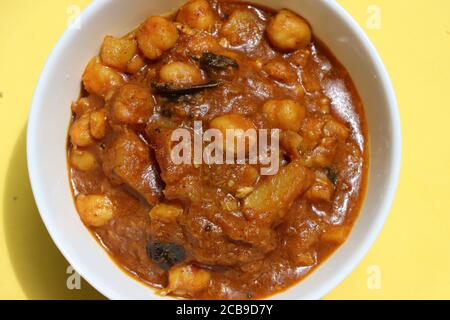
[67,0,368,299]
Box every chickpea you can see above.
[220,9,262,46]
[263,58,298,83]
[110,84,154,124]
[71,95,104,116]
[89,108,107,139]
[164,264,211,297]
[76,194,115,227]
[149,203,183,224]
[159,62,203,86]
[301,116,327,143]
[137,16,178,60]
[187,32,221,55]
[70,114,95,147]
[210,114,255,134]
[70,149,98,171]
[210,114,257,155]
[266,9,311,52]
[262,99,306,131]
[100,36,138,71]
[323,118,350,141]
[176,0,216,31]
[82,57,124,97]
[126,54,146,74]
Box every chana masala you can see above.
[68,0,368,299]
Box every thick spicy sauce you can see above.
[68,0,368,299]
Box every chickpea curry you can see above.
[68,0,368,299]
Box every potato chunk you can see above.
[164,264,211,297]
[137,16,178,60]
[110,84,154,124]
[176,0,216,31]
[82,57,124,97]
[266,9,311,51]
[202,164,259,195]
[280,130,306,158]
[146,126,194,185]
[305,137,338,168]
[243,160,314,223]
[306,172,335,202]
[262,99,306,132]
[76,194,114,227]
[100,36,138,70]
[102,130,162,205]
[321,225,351,244]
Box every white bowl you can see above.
[27,0,401,300]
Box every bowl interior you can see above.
[27,0,400,300]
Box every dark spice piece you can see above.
[199,52,239,70]
[147,240,186,270]
[152,81,220,97]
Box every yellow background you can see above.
[0,0,449,299]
